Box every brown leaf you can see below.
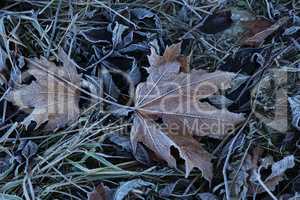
[88,183,112,200]
[242,17,288,46]
[136,44,244,138]
[131,115,213,181]
[131,43,244,180]
[5,50,81,130]
[147,42,190,73]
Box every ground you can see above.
[0,0,300,200]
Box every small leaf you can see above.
[242,17,288,46]
[111,22,128,48]
[114,179,154,200]
[88,183,113,200]
[131,8,156,20]
[100,66,121,101]
[199,10,232,34]
[21,140,38,160]
[267,155,295,180]
[80,28,111,44]
[159,179,194,197]
[253,155,295,193]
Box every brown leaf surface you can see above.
[131,114,213,181]
[88,183,112,200]
[6,50,81,130]
[242,17,288,46]
[136,44,244,138]
[131,43,244,180]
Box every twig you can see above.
[223,114,252,200]
[46,0,62,58]
[253,170,278,200]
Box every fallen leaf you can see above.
[250,155,295,194]
[114,179,154,200]
[159,179,194,198]
[199,10,232,34]
[131,115,213,181]
[5,49,82,130]
[147,42,190,73]
[20,140,38,161]
[131,43,244,181]
[137,43,244,138]
[229,148,295,196]
[100,66,120,101]
[88,183,112,200]
[242,17,288,46]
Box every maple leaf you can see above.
[5,50,81,130]
[131,43,245,181]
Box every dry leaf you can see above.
[249,155,295,194]
[88,183,112,200]
[131,43,244,181]
[131,115,213,181]
[147,42,190,73]
[242,17,288,46]
[5,50,81,130]
[230,148,295,196]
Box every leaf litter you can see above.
[0,1,299,200]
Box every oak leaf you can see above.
[131,43,244,181]
[6,50,81,130]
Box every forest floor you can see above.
[0,1,300,200]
